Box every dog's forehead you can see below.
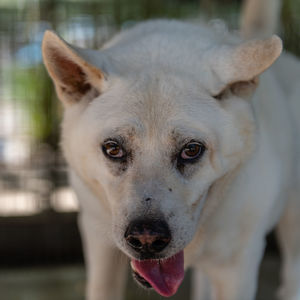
[86,70,223,143]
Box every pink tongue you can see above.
[131,251,184,297]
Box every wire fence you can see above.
[0,0,298,270]
[0,1,298,299]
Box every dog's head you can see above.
[42,24,282,296]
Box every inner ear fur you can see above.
[42,30,104,105]
[210,35,282,100]
[214,77,259,100]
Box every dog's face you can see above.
[63,69,254,255]
[42,27,282,296]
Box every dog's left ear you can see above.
[210,35,282,99]
[42,30,105,106]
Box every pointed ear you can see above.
[42,30,105,106]
[210,35,282,99]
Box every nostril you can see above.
[126,236,143,249]
[124,219,171,255]
[151,238,170,252]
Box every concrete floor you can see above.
[0,255,280,300]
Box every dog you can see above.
[42,0,300,298]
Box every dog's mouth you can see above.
[130,251,184,297]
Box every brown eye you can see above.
[102,141,125,159]
[180,142,205,160]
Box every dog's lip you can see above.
[131,260,153,289]
[131,268,153,289]
[130,260,137,272]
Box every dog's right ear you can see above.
[209,35,282,100]
[42,30,105,106]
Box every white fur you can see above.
[241,0,282,38]
[42,2,300,299]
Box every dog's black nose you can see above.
[124,219,171,257]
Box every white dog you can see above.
[42,0,300,299]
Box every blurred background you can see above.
[0,0,299,299]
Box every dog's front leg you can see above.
[191,268,211,300]
[201,236,266,300]
[79,214,128,300]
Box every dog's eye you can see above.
[102,141,125,159]
[180,142,205,160]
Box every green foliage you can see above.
[2,0,300,150]
[281,0,300,56]
[12,65,61,147]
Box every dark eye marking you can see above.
[179,141,206,161]
[175,140,206,174]
[102,140,126,161]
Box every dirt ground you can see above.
[0,254,280,300]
